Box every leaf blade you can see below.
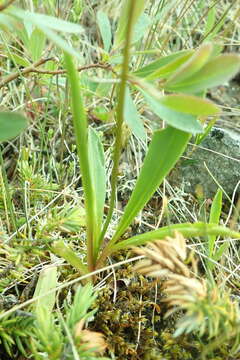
[10,7,83,33]
[32,265,58,314]
[0,112,27,142]
[142,90,203,134]
[112,127,190,241]
[165,42,213,86]
[159,94,220,116]
[97,10,112,52]
[165,54,240,93]
[124,87,146,140]
[208,188,222,263]
[133,50,192,78]
[88,127,106,247]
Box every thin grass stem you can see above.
[98,0,138,247]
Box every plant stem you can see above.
[98,0,137,246]
[0,149,17,233]
[64,54,96,273]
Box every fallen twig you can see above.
[0,58,115,88]
[0,0,16,12]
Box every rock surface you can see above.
[172,127,240,198]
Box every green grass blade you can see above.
[8,8,83,60]
[111,127,190,243]
[64,54,98,272]
[35,25,83,60]
[207,189,223,270]
[112,222,240,251]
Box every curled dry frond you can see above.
[133,231,190,277]
[75,319,107,354]
[132,232,240,355]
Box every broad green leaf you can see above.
[29,28,46,61]
[111,127,190,242]
[133,13,151,43]
[208,189,222,257]
[51,240,88,275]
[165,43,213,86]
[159,94,220,116]
[8,8,83,60]
[124,87,146,141]
[146,51,194,80]
[111,222,240,251]
[133,50,192,78]
[97,11,112,52]
[114,0,146,47]
[165,54,240,93]
[33,265,58,313]
[0,112,27,142]
[10,53,31,67]
[88,127,106,245]
[142,90,203,134]
[10,7,83,33]
[39,25,83,60]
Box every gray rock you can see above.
[171,127,240,197]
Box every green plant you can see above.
[1,1,240,277]
[56,5,240,275]
[0,112,28,232]
[31,266,109,359]
[206,189,230,272]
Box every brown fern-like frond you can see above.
[133,231,190,278]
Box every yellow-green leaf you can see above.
[159,94,220,116]
[165,54,240,93]
[142,90,203,134]
[165,42,213,86]
[133,50,192,78]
